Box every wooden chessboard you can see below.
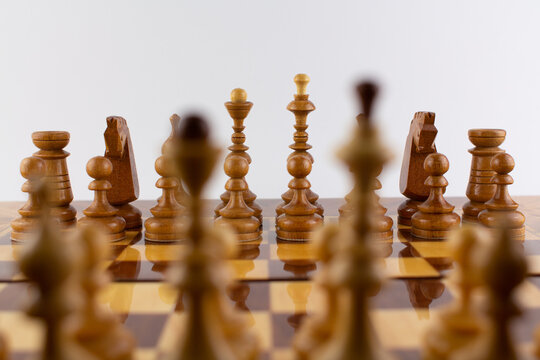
[1,197,540,359]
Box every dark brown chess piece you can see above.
[144,155,187,242]
[214,88,262,224]
[478,153,525,239]
[462,129,506,223]
[32,131,77,228]
[276,154,323,241]
[162,114,189,206]
[11,157,45,241]
[398,112,438,226]
[411,153,460,239]
[78,156,126,242]
[104,116,142,230]
[276,74,324,218]
[215,154,261,242]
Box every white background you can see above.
[1,1,539,201]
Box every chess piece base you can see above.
[51,205,77,225]
[462,201,485,224]
[276,214,323,242]
[78,216,126,242]
[214,217,261,242]
[397,199,422,226]
[115,203,142,230]
[10,217,40,242]
[411,212,460,240]
[144,217,186,243]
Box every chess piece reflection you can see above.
[11,156,45,241]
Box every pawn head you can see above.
[155,155,176,178]
[356,80,378,120]
[20,157,45,180]
[294,73,310,95]
[86,156,113,180]
[424,153,449,176]
[224,154,249,178]
[177,114,210,141]
[287,155,312,178]
[491,153,514,175]
[230,88,247,103]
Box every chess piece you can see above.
[310,81,394,360]
[411,153,460,239]
[11,156,45,241]
[215,88,262,225]
[398,112,438,226]
[104,116,142,230]
[276,154,324,241]
[144,155,187,242]
[19,190,96,360]
[215,154,261,241]
[32,131,77,228]
[78,156,126,242]
[478,153,525,239]
[162,114,189,206]
[372,165,393,239]
[72,226,136,360]
[0,334,7,360]
[422,226,487,360]
[453,226,526,360]
[161,114,259,360]
[276,74,324,218]
[462,129,506,223]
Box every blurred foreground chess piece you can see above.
[276,74,324,218]
[78,156,126,242]
[296,81,394,360]
[215,153,261,241]
[411,153,460,239]
[215,88,262,224]
[462,129,506,223]
[73,226,136,359]
[398,112,438,226]
[161,114,259,360]
[478,153,525,240]
[32,131,77,228]
[19,188,96,360]
[144,155,187,242]
[104,116,142,230]
[162,114,189,206]
[454,226,526,360]
[11,157,45,241]
[0,334,7,360]
[422,226,487,359]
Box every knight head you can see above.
[104,116,128,158]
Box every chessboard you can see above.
[1,197,540,359]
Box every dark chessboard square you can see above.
[372,279,452,310]
[272,313,306,348]
[0,283,27,310]
[123,313,169,348]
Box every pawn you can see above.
[145,155,187,242]
[78,156,126,242]
[215,154,261,242]
[276,155,324,241]
[162,114,189,206]
[11,157,45,242]
[412,153,460,239]
[478,153,525,240]
[72,226,136,360]
[372,166,393,239]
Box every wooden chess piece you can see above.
[162,114,189,206]
[215,154,261,241]
[144,155,187,242]
[214,88,262,224]
[0,334,7,360]
[478,153,525,239]
[11,156,45,241]
[372,165,393,239]
[104,116,142,230]
[276,154,324,241]
[19,191,97,360]
[32,131,77,228]
[453,226,526,360]
[162,114,259,360]
[78,156,126,242]
[398,112,438,226]
[422,226,487,360]
[276,74,324,218]
[72,226,136,360]
[462,129,506,223]
[411,153,460,239]
[313,81,394,360]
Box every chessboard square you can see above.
[121,244,184,262]
[270,243,317,261]
[100,283,177,314]
[124,313,169,348]
[271,348,294,360]
[410,241,451,258]
[270,281,322,313]
[0,312,42,352]
[516,280,540,308]
[0,283,25,310]
[134,348,158,360]
[0,245,20,261]
[381,257,440,278]
[252,311,272,350]
[271,313,306,348]
[230,259,268,280]
[526,256,540,276]
[371,308,430,349]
